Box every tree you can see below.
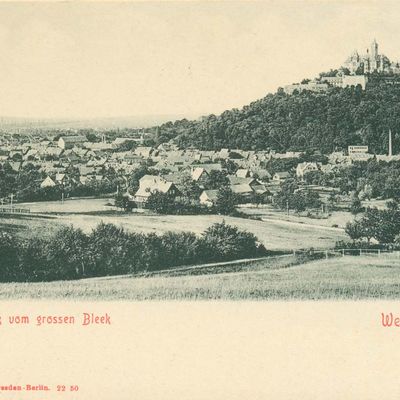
[114,192,134,211]
[345,220,364,242]
[215,186,238,215]
[205,170,229,190]
[46,226,89,279]
[199,221,262,262]
[116,140,137,152]
[0,231,19,280]
[146,191,176,214]
[88,223,133,276]
[129,164,152,194]
[178,175,202,201]
[86,132,100,142]
[350,194,363,214]
[328,192,338,210]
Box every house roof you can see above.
[228,176,256,185]
[135,179,174,198]
[191,163,222,172]
[230,184,253,194]
[200,190,219,201]
[191,167,208,181]
[236,169,250,178]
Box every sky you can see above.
[0,1,400,119]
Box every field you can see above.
[17,197,115,214]
[239,205,353,229]
[0,255,399,300]
[0,213,64,239]
[3,198,348,250]
[58,213,346,250]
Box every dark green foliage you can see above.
[350,195,363,215]
[204,170,229,190]
[199,221,260,262]
[114,192,134,211]
[0,232,19,280]
[215,186,239,215]
[345,203,400,244]
[88,223,133,276]
[273,179,322,212]
[146,191,176,214]
[46,226,89,279]
[154,81,400,154]
[0,221,265,282]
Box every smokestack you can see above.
[389,129,393,157]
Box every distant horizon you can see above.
[0,2,400,120]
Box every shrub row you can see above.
[0,221,266,282]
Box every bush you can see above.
[199,221,262,262]
[2,222,265,282]
[0,232,19,280]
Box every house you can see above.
[85,142,113,151]
[228,176,259,187]
[236,168,251,178]
[133,175,179,207]
[230,184,254,196]
[191,167,209,184]
[191,163,222,173]
[40,176,57,188]
[272,171,290,183]
[199,190,219,207]
[58,136,86,150]
[250,167,272,181]
[296,162,320,179]
[320,164,338,174]
[218,148,231,159]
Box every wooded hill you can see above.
[154,74,400,154]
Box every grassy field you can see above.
[1,212,346,251]
[0,213,65,240]
[240,205,353,229]
[55,213,346,250]
[17,197,115,213]
[0,211,347,251]
[0,255,399,300]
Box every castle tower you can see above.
[371,39,378,59]
[370,39,378,71]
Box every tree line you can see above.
[344,200,400,247]
[0,222,265,282]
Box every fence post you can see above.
[378,249,381,257]
[360,249,362,256]
[325,250,328,260]
[342,249,345,257]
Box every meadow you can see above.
[3,197,348,250]
[0,255,399,300]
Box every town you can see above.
[0,127,397,213]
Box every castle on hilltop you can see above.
[284,40,400,95]
[344,39,400,75]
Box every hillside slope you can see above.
[155,75,400,154]
[0,255,399,300]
